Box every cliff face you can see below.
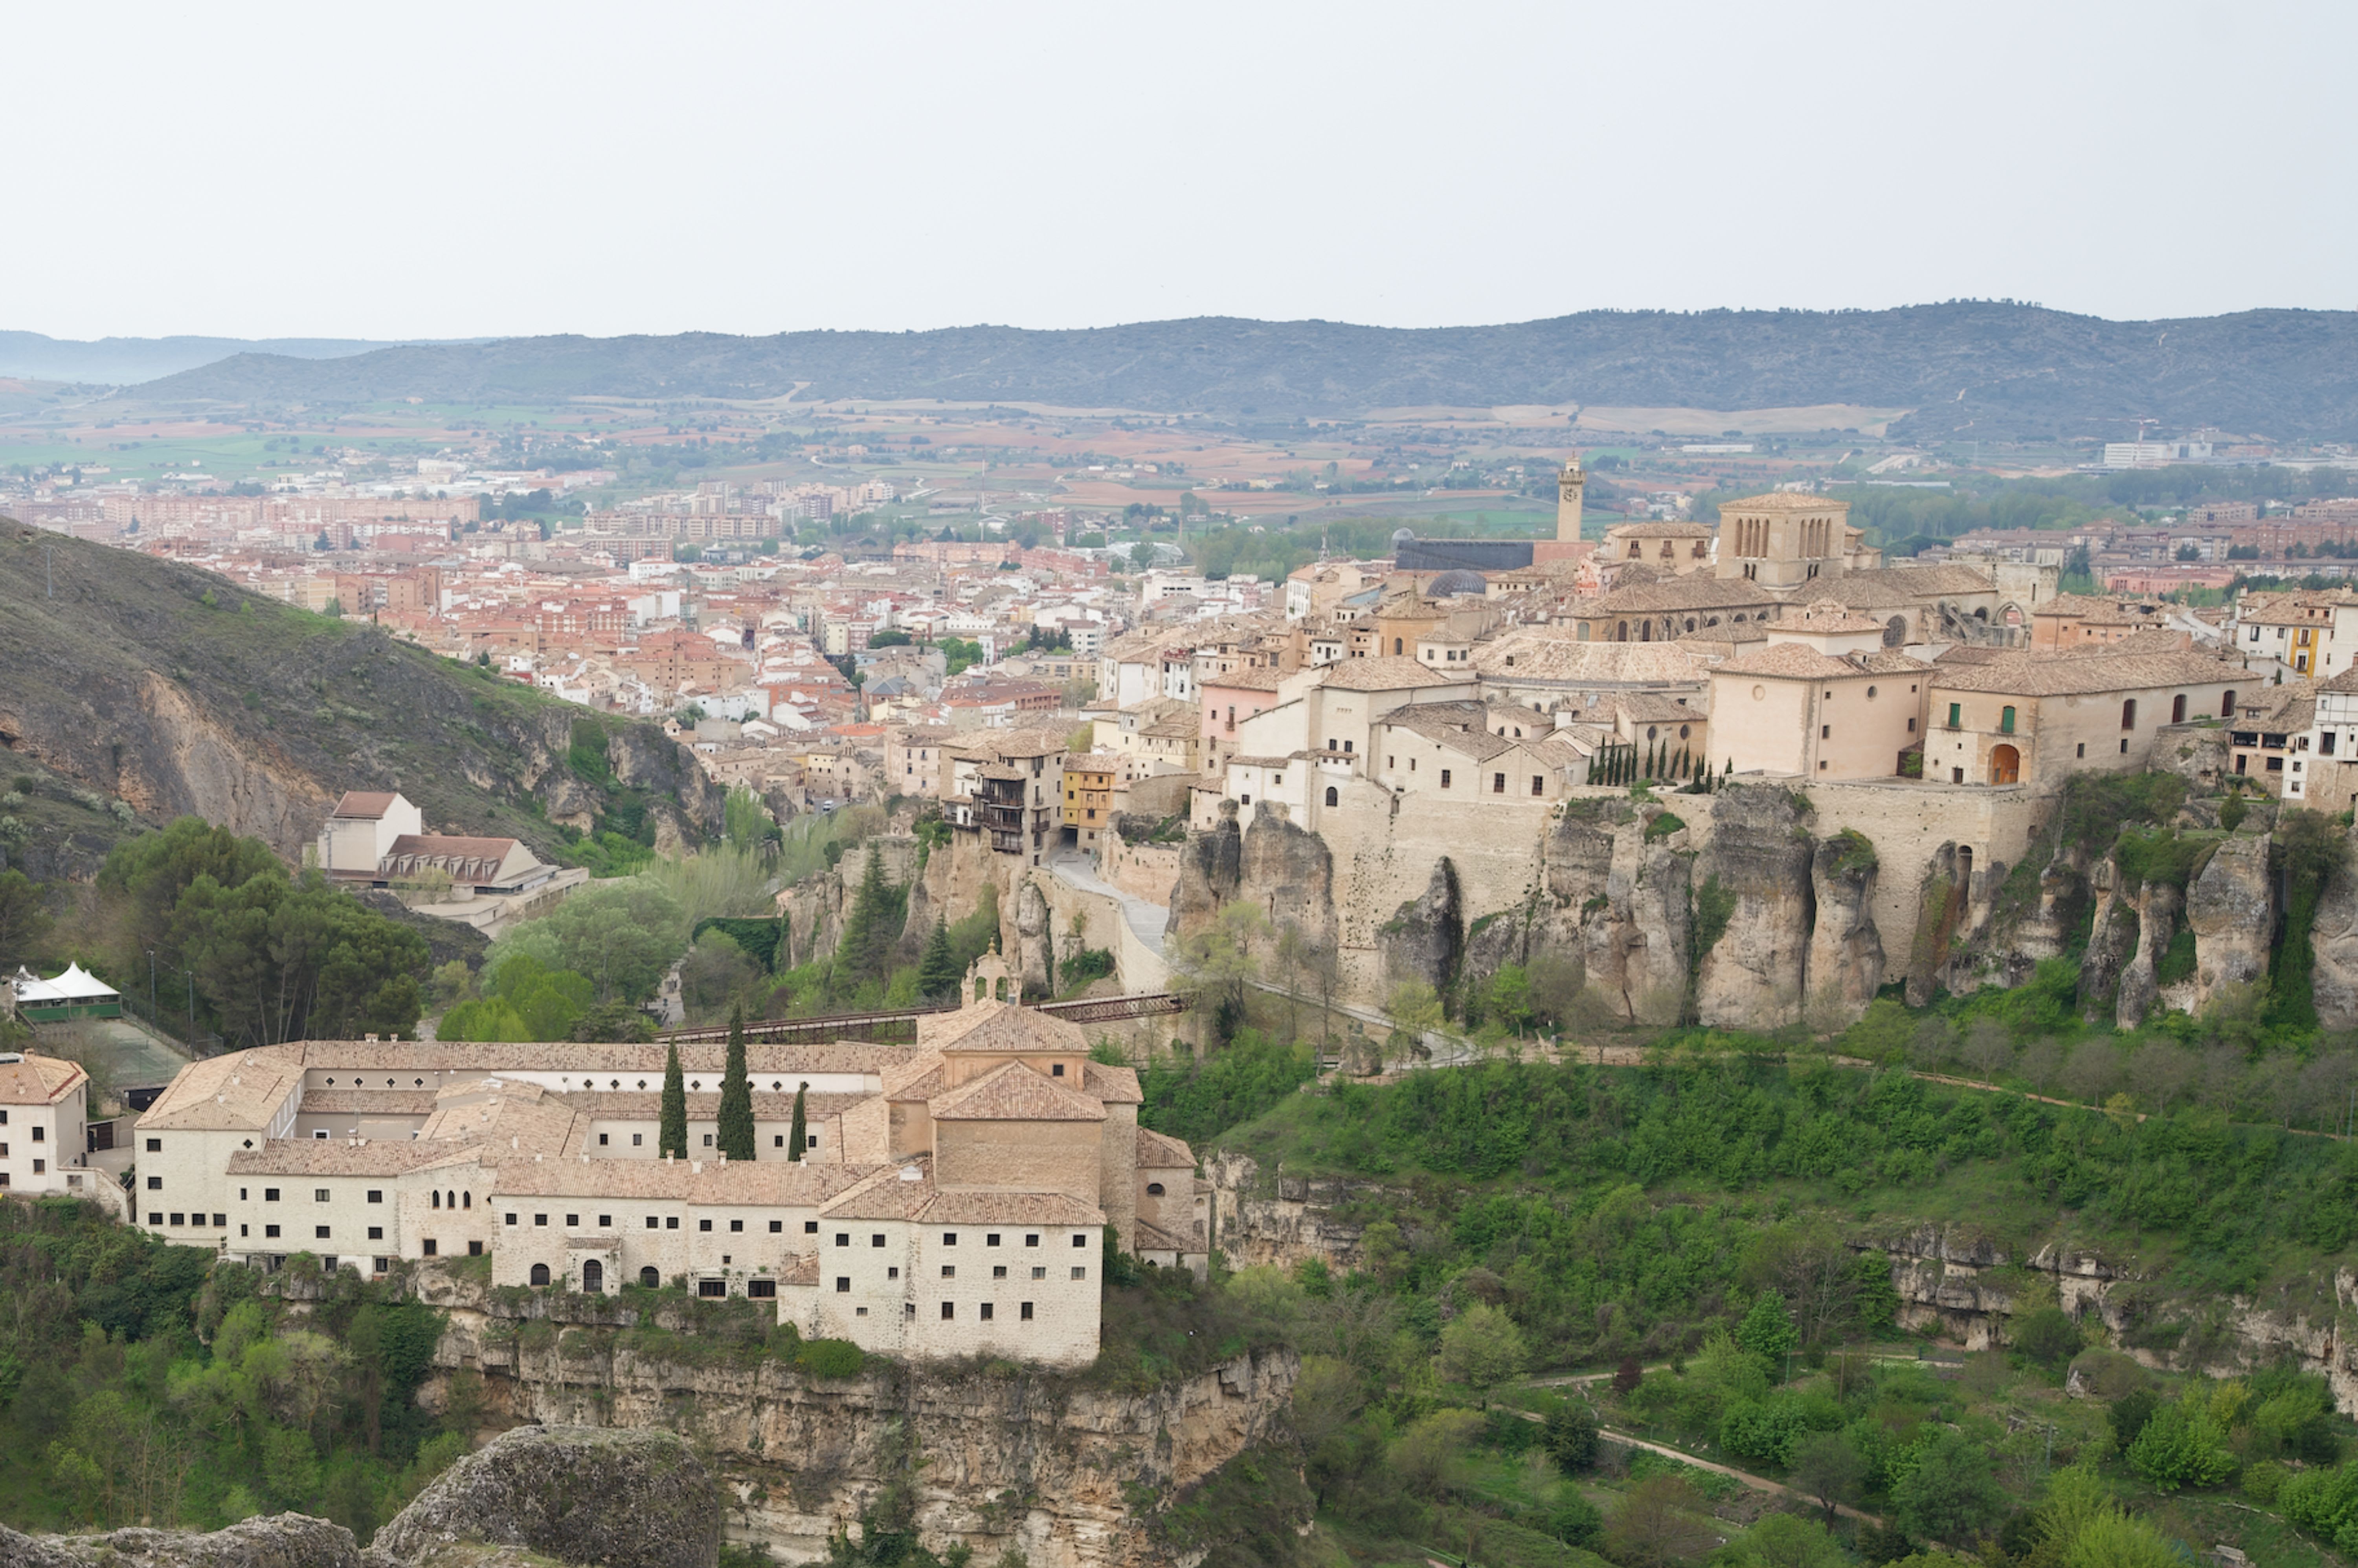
[0,529,720,861]
[413,1285,1297,1568]
[1170,801,1335,957]
[2186,831,2272,1012]
[1804,835,1884,1024]
[1692,788,1815,1030]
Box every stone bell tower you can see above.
[1555,458,1585,543]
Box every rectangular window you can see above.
[836,1276,852,1293]
[774,1135,784,1148]
[147,1175,162,1190]
[769,1220,783,1233]
[145,1137,161,1153]
[943,1232,958,1247]
[806,1221,820,1234]
[1025,1233,1039,1247]
[646,1215,661,1229]
[534,1214,548,1227]
[424,1238,438,1256]
[368,1226,384,1240]
[1492,772,1506,793]
[698,1280,727,1298]
[599,1215,612,1228]
[872,1233,887,1248]
[1820,725,1830,740]
[1072,1233,1089,1248]
[699,1219,713,1232]
[1532,775,1544,796]
[213,1213,226,1226]
[599,1133,610,1146]
[375,1257,391,1273]
[1032,1266,1046,1279]
[1021,1302,1034,1320]
[980,1303,994,1321]
[566,1214,579,1228]
[316,1188,331,1203]
[1071,1266,1087,1280]
[265,1225,281,1239]
[169,1212,184,1226]
[1947,702,1961,728]
[941,1302,955,1320]
[367,1190,383,1204]
[993,1265,1007,1278]
[666,1216,679,1229]
[1440,769,1451,788]
[747,1279,777,1299]
[265,1188,280,1202]
[942,1265,956,1278]
[315,1226,331,1239]
[729,1219,744,1233]
[632,1133,643,1146]
[702,1134,713,1147]
[837,1233,851,1247]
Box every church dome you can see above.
[1427,569,1488,598]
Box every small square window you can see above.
[367,1190,383,1204]
[769,1220,783,1233]
[599,1215,612,1228]
[699,1219,713,1232]
[1032,1266,1046,1280]
[871,1233,886,1248]
[941,1302,955,1320]
[665,1216,679,1230]
[632,1133,643,1146]
[1025,1233,1039,1247]
[265,1225,281,1238]
[994,1265,1007,1278]
[979,1303,994,1321]
[315,1225,331,1239]
[837,1276,852,1293]
[889,1266,900,1279]
[566,1214,579,1228]
[534,1214,548,1227]
[837,1232,851,1247]
[1021,1302,1034,1320]
[806,1220,819,1234]
[424,1238,438,1256]
[987,1233,1001,1247]
[1071,1233,1088,1248]
[145,1137,161,1153]
[146,1175,162,1190]
[943,1232,958,1247]
[1071,1266,1087,1280]
[505,1212,518,1226]
[942,1265,955,1278]
[599,1133,610,1146]
[730,1219,744,1233]
[367,1225,384,1240]
[212,1213,225,1226]
[169,1212,184,1226]
[265,1188,280,1202]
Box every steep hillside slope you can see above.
[0,525,720,859]
[128,303,2358,440]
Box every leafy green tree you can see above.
[788,1081,808,1163]
[2125,1389,2236,1491]
[830,850,906,1000]
[505,878,686,1003]
[1735,1292,1800,1375]
[0,868,52,964]
[1543,1399,1600,1472]
[1789,1430,1865,1523]
[918,915,960,1001]
[722,785,773,850]
[1435,1302,1527,1406]
[659,1043,688,1159]
[1893,1429,2007,1544]
[717,1006,755,1161]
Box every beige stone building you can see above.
[0,1050,91,1196]
[1921,649,2248,789]
[131,966,1203,1368]
[1715,493,1880,591]
[1599,520,1718,576]
[1707,601,1932,780]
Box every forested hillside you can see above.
[130,304,2358,441]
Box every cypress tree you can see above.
[788,1081,808,1163]
[659,1042,688,1159]
[717,1004,755,1160]
[918,915,959,1001]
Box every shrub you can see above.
[796,1338,865,1379]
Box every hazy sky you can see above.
[6,1,2349,340]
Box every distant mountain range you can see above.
[24,305,2358,441]
[0,332,481,386]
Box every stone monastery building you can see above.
[132,959,1204,1367]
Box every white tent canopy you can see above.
[11,964,120,1003]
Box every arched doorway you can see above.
[1884,616,1907,648]
[582,1260,603,1293]
[1989,745,2020,785]
[529,1263,551,1287]
[640,1266,661,1289]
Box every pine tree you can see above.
[716,1004,755,1161]
[831,850,901,999]
[918,915,959,1001]
[659,1042,688,1159]
[788,1081,808,1163]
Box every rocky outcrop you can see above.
[1015,876,1053,996]
[2075,858,2137,1022]
[1692,786,1814,1030]
[410,1274,1298,1568]
[1803,834,1883,1026]
[2313,838,2358,1030]
[1381,857,1463,992]
[2113,881,2182,1030]
[0,1516,362,1568]
[2186,830,2271,1012]
[1170,801,1335,956]
[1579,824,1693,1028]
[373,1426,720,1568]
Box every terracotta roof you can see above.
[920,1001,1089,1056]
[490,1157,873,1204]
[1314,656,1463,692]
[1135,1127,1197,1170]
[298,1091,438,1116]
[1782,600,1893,636]
[1470,636,1708,684]
[0,1054,86,1106]
[1716,643,1927,681]
[137,1048,307,1131]
[914,1191,1105,1225]
[1605,520,1719,538]
[1592,576,1778,615]
[331,791,402,819]
[1083,1061,1143,1106]
[822,1162,939,1220]
[1203,667,1284,692]
[228,1139,474,1176]
[1929,650,2247,698]
[1134,1217,1205,1254]
[292,1039,911,1080]
[929,1062,1108,1123]
[1720,492,1853,514]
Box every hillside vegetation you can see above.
[129,304,2358,441]
[0,525,719,861]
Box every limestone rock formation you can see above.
[1803,832,1884,1026]
[371,1426,721,1568]
[2112,880,2182,1030]
[2075,858,2136,1023]
[0,1516,361,1568]
[1579,825,1692,1028]
[2187,830,2274,1013]
[2310,837,2358,1030]
[1170,800,1336,956]
[1016,876,1053,996]
[1692,786,1815,1030]
[1381,857,1463,992]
